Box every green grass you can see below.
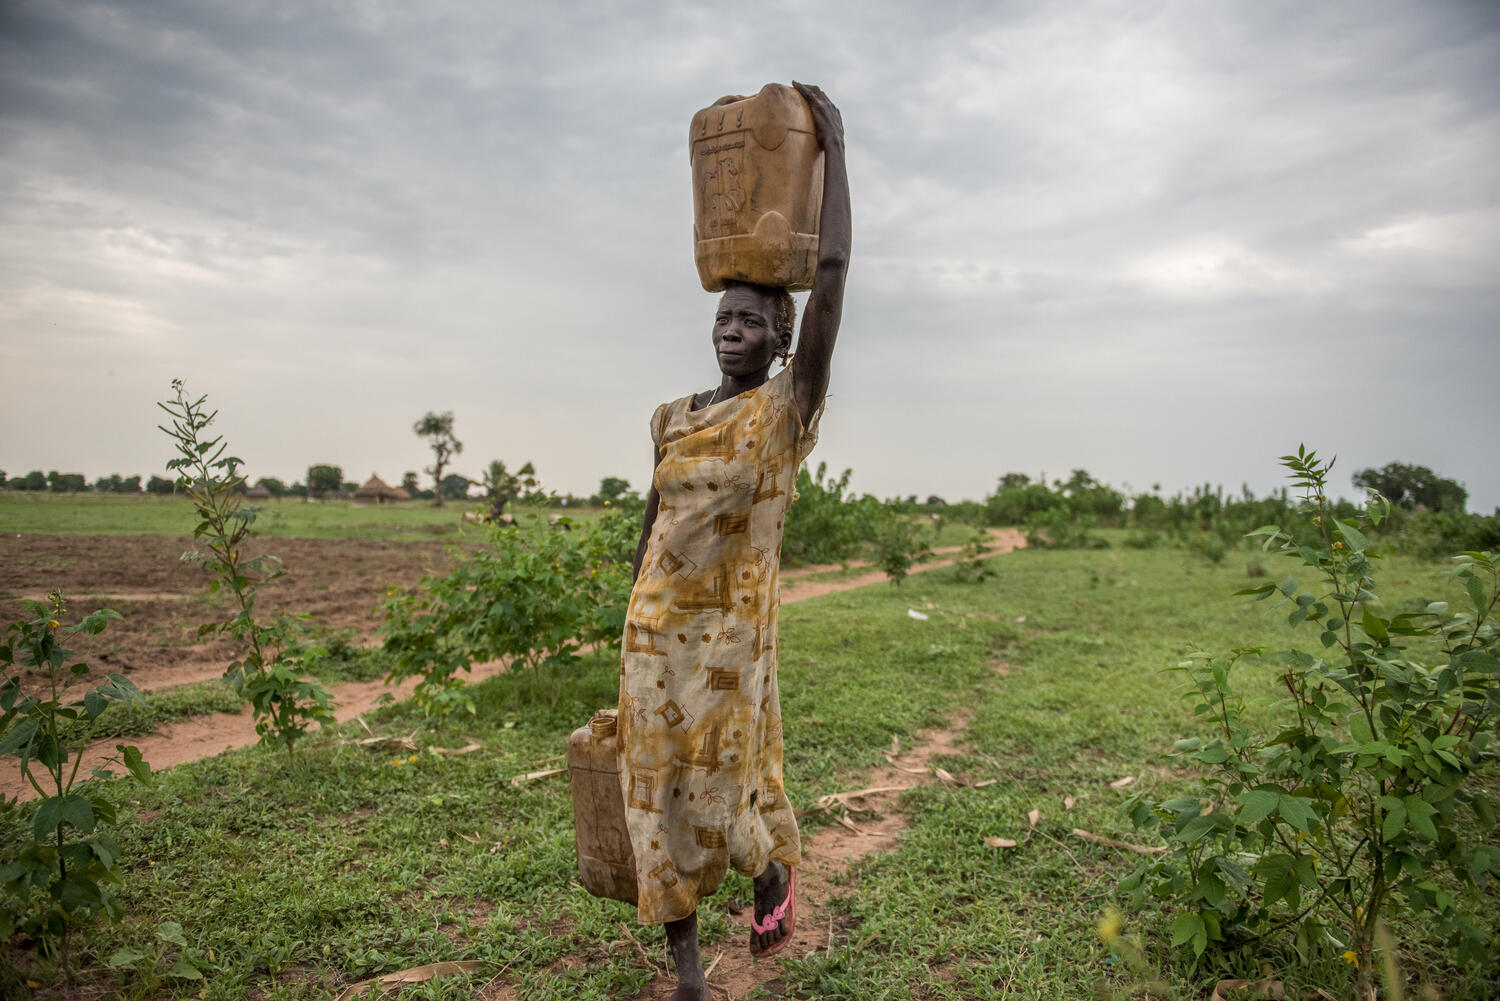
[1,545,1495,998]
[58,679,246,742]
[54,645,397,745]
[0,494,605,541]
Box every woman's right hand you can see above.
[792,81,844,156]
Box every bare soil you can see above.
[0,530,1024,800]
[0,533,455,692]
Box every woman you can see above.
[616,82,849,1000]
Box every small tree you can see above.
[255,477,288,497]
[145,475,175,495]
[414,411,462,507]
[1353,461,1467,513]
[440,474,471,500]
[594,476,632,506]
[305,464,342,499]
[482,460,538,520]
[401,471,420,496]
[160,381,333,755]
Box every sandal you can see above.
[749,866,796,958]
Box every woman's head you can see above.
[714,281,796,377]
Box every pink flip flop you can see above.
[750,866,796,958]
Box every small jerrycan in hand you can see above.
[568,709,637,903]
[690,82,824,292]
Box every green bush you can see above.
[381,511,633,712]
[1024,508,1109,549]
[0,593,152,978]
[782,462,882,565]
[872,512,935,586]
[1122,446,1499,994]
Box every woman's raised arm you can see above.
[790,82,850,430]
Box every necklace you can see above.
[705,385,724,408]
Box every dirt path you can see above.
[780,528,1025,603]
[0,530,1025,801]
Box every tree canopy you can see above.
[414,411,463,507]
[1352,462,1467,513]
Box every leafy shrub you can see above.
[381,512,633,712]
[1024,508,1109,549]
[1186,531,1227,564]
[782,462,882,565]
[949,528,999,583]
[1123,531,1162,550]
[1122,446,1499,993]
[1386,507,1500,560]
[0,593,152,977]
[985,478,1065,527]
[872,512,934,586]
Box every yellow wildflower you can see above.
[1097,908,1123,943]
[407,754,419,764]
[1341,950,1358,966]
[46,619,60,630]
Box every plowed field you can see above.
[0,533,452,694]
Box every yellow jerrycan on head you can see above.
[690,83,824,292]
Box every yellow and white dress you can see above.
[617,363,821,925]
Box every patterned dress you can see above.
[616,363,821,925]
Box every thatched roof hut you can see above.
[354,474,409,504]
[244,484,272,499]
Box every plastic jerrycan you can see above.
[568,709,638,903]
[690,83,824,292]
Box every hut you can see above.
[244,484,272,499]
[354,474,409,505]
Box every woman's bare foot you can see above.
[665,911,710,1000]
[751,860,792,955]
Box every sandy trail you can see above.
[0,530,1024,801]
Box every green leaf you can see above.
[1405,796,1439,840]
[1467,575,1489,617]
[1361,608,1389,642]
[1237,788,1280,826]
[118,744,154,786]
[1277,794,1318,833]
[0,717,38,755]
[1336,520,1370,553]
[1173,814,1219,844]
[57,793,96,834]
[1170,911,1204,950]
[156,920,189,947]
[32,798,64,839]
[108,947,145,969]
[168,960,203,980]
[58,874,103,910]
[1381,797,1408,842]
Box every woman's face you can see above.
[712,285,788,378]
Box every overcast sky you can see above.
[3,0,1497,510]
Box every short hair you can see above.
[721,280,796,358]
